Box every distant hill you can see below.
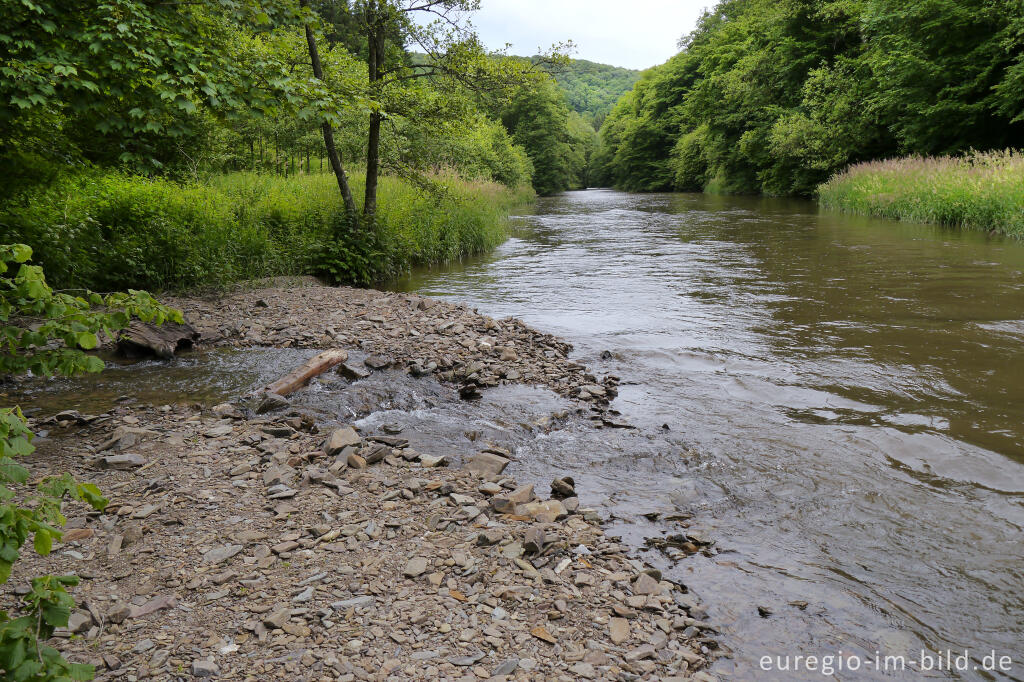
[408,51,640,131]
[538,58,641,130]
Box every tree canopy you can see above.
[593,0,1024,196]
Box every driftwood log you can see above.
[264,349,349,397]
[117,320,200,359]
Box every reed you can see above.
[817,150,1024,237]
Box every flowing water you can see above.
[11,189,1024,680]
[388,190,1024,680]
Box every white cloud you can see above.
[467,0,710,70]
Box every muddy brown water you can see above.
[8,189,1024,680]
[390,190,1024,680]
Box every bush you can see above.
[0,171,532,291]
[817,150,1024,237]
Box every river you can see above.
[392,189,1024,680]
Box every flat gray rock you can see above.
[202,544,243,565]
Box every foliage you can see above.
[501,77,595,195]
[594,0,1024,197]
[0,0,348,178]
[1,171,528,292]
[541,58,640,130]
[0,245,179,681]
[817,150,1024,237]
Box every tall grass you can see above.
[0,171,532,291]
[817,150,1024,237]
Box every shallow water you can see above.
[389,190,1024,680]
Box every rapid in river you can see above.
[392,189,1024,680]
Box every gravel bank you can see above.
[3,282,718,680]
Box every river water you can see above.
[392,190,1024,680]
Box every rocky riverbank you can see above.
[3,282,718,680]
[166,279,627,426]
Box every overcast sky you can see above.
[467,0,710,70]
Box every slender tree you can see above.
[326,0,557,219]
[302,0,359,222]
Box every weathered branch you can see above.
[265,349,349,397]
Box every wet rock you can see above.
[550,476,576,499]
[364,355,391,370]
[465,452,509,477]
[337,363,371,381]
[324,426,360,455]
[256,392,290,414]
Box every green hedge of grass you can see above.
[817,150,1024,237]
[0,171,532,291]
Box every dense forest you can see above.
[541,58,640,130]
[593,0,1024,197]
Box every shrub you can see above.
[0,244,180,681]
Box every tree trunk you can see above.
[265,349,349,397]
[365,112,381,219]
[302,3,358,227]
[117,320,200,360]
[364,21,385,220]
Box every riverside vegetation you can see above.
[818,150,1024,237]
[2,171,531,292]
[590,0,1024,234]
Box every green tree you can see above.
[313,0,545,219]
[593,0,1024,197]
[502,77,589,195]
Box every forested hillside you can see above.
[542,58,640,130]
[593,0,1024,196]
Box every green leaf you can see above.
[75,332,98,350]
[10,245,32,263]
[33,530,52,556]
